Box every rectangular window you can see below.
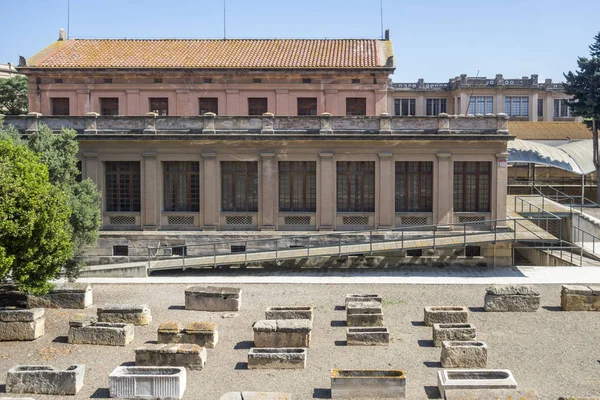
[352,79,361,84]
[505,96,529,117]
[279,161,316,212]
[395,162,433,212]
[163,162,200,212]
[337,161,375,212]
[303,78,312,84]
[426,98,447,116]
[100,98,119,116]
[248,98,268,115]
[203,78,213,84]
[105,162,141,212]
[221,161,258,212]
[538,99,544,118]
[253,78,262,84]
[149,98,168,116]
[394,99,416,116]
[346,98,367,116]
[467,96,493,115]
[453,162,491,212]
[297,98,318,116]
[199,98,219,115]
[113,245,129,256]
[554,99,571,117]
[104,78,112,84]
[51,98,70,116]
[154,78,162,84]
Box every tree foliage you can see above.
[563,32,600,201]
[0,139,73,294]
[0,76,28,115]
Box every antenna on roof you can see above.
[380,0,384,39]
[67,0,70,39]
[223,0,227,39]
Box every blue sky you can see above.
[2,0,599,82]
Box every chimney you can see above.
[384,29,390,40]
[59,28,67,41]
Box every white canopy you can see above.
[508,139,595,175]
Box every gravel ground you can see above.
[0,283,599,400]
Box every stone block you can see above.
[445,389,538,399]
[109,366,186,399]
[185,286,241,311]
[97,304,152,326]
[424,306,468,326]
[331,369,406,399]
[440,341,488,368]
[135,343,206,371]
[345,294,382,307]
[253,319,312,348]
[265,306,313,321]
[220,393,291,400]
[28,283,93,309]
[346,301,384,327]
[437,369,517,398]
[157,321,218,348]
[484,285,540,312]
[247,348,307,369]
[6,365,85,395]
[561,285,600,311]
[0,308,45,341]
[68,314,133,346]
[346,327,389,346]
[433,323,477,347]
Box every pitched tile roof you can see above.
[509,121,592,140]
[26,39,393,69]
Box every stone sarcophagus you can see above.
[68,314,133,346]
[0,308,45,341]
[346,327,389,346]
[484,285,540,312]
[444,389,538,400]
[28,283,93,309]
[437,369,517,398]
[97,304,152,326]
[109,366,186,400]
[185,286,241,311]
[440,341,488,368]
[6,365,85,395]
[247,348,307,369]
[253,319,312,348]
[265,306,313,321]
[157,321,218,348]
[432,323,477,347]
[346,301,384,327]
[220,393,292,400]
[135,343,207,370]
[424,306,468,326]
[561,285,600,311]
[345,294,382,307]
[331,369,406,399]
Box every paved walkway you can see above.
[65,266,600,285]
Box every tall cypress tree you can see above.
[563,32,600,202]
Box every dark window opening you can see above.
[248,98,268,116]
[253,78,262,84]
[465,246,481,257]
[337,161,375,212]
[76,161,82,183]
[149,98,168,116]
[352,78,361,84]
[303,78,312,84]
[154,78,162,84]
[221,161,258,212]
[203,78,213,84]
[163,162,200,212]
[279,161,316,212]
[104,78,112,84]
[346,98,367,116]
[395,162,433,212]
[538,99,544,118]
[199,98,219,115]
[105,161,141,212]
[406,249,422,257]
[394,99,416,116]
[113,245,129,256]
[426,99,447,116]
[51,98,70,116]
[54,78,63,84]
[100,98,119,116]
[297,97,317,116]
[453,162,491,212]
[231,245,246,253]
[172,246,187,257]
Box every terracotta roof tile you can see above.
[27,39,391,69]
[509,121,591,140]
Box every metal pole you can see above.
[433,228,436,250]
[213,243,217,268]
[244,240,248,265]
[338,234,342,257]
[182,248,185,271]
[275,239,278,264]
[369,231,373,254]
[401,230,404,251]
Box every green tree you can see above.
[0,139,73,294]
[563,32,600,202]
[0,75,28,115]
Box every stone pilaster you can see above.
[495,152,509,226]
[84,112,99,134]
[377,152,394,229]
[142,151,159,231]
[202,152,218,231]
[176,89,191,116]
[260,152,276,231]
[225,89,239,116]
[83,151,99,185]
[25,112,41,133]
[126,89,140,116]
[436,152,453,228]
[318,152,334,231]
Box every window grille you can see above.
[401,216,428,226]
[297,98,318,116]
[225,215,253,225]
[342,216,369,225]
[248,98,267,115]
[105,162,141,212]
[221,162,258,212]
[167,216,195,225]
[284,216,311,225]
[395,162,433,212]
[346,98,367,116]
[279,161,316,212]
[302,78,312,84]
[465,246,481,257]
[172,246,187,257]
[231,245,246,253]
[406,249,422,257]
[109,216,136,225]
[163,162,200,212]
[337,162,375,212]
[458,216,486,224]
[113,245,129,256]
[454,162,491,212]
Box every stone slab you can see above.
[185,286,241,311]
[331,369,406,399]
[28,283,93,309]
[97,304,152,326]
[0,308,44,322]
[158,321,218,348]
[0,309,45,341]
[248,348,307,369]
[135,343,207,370]
[440,341,488,368]
[433,323,477,347]
[109,366,186,399]
[484,285,540,312]
[561,285,600,311]
[346,327,389,346]
[69,320,134,346]
[265,306,313,321]
[445,389,538,400]
[424,306,468,326]
[220,393,291,400]
[437,369,517,398]
[6,365,84,395]
[253,319,311,348]
[345,294,382,307]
